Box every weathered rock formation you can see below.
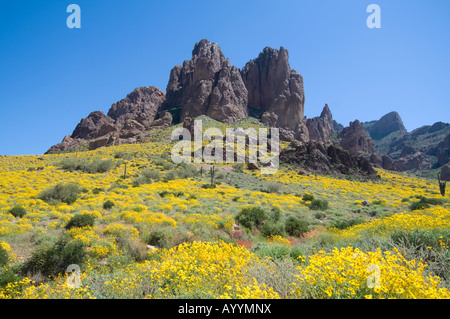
[280,141,378,178]
[108,86,166,129]
[241,46,305,133]
[364,111,406,140]
[339,120,375,156]
[306,104,334,143]
[440,164,450,181]
[163,39,248,124]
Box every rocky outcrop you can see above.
[164,39,248,124]
[339,120,375,156]
[306,104,334,143]
[394,151,431,171]
[46,135,87,154]
[440,164,450,181]
[108,86,166,129]
[241,46,305,132]
[280,141,378,178]
[71,111,116,140]
[435,133,450,167]
[364,111,406,140]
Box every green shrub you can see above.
[285,217,309,237]
[145,227,175,249]
[390,229,450,249]
[232,163,244,173]
[65,214,95,230]
[261,221,286,237]
[37,182,82,205]
[235,206,267,229]
[269,207,282,223]
[331,217,364,230]
[8,206,27,218]
[0,268,21,288]
[92,187,104,194]
[57,158,116,173]
[175,164,198,179]
[302,194,315,201]
[114,151,133,160]
[0,246,8,267]
[103,200,115,210]
[142,168,161,180]
[410,196,444,211]
[265,182,282,194]
[22,237,86,278]
[252,243,301,261]
[309,199,329,211]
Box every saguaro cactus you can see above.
[438,173,446,196]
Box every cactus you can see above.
[438,173,446,196]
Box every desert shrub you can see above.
[232,163,244,173]
[269,207,282,223]
[261,221,286,237]
[65,214,95,230]
[409,200,430,211]
[8,206,27,218]
[410,197,444,211]
[145,227,175,249]
[0,267,21,288]
[175,164,198,179]
[103,200,115,210]
[265,182,282,194]
[114,151,133,160]
[57,158,116,173]
[92,187,104,194]
[37,182,82,205]
[331,217,364,230]
[390,229,450,250]
[235,206,267,229]
[0,246,8,267]
[22,237,86,278]
[142,168,161,180]
[285,216,309,237]
[252,243,304,262]
[302,194,315,201]
[309,199,329,211]
[115,237,148,262]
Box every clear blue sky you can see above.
[1,0,449,155]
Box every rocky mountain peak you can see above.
[364,111,406,140]
[339,120,376,156]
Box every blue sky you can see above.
[0,0,449,155]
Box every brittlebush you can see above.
[292,246,450,299]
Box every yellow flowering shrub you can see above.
[103,223,139,241]
[145,241,279,299]
[292,246,450,299]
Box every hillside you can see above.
[363,113,450,172]
[1,135,450,299]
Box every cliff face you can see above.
[47,39,309,153]
[241,46,306,132]
[306,104,334,143]
[163,39,249,124]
